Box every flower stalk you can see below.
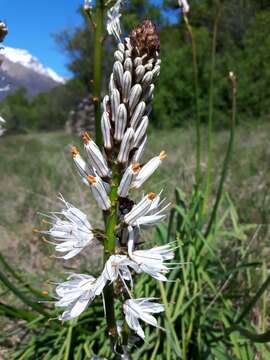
[43,10,177,357]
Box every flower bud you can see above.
[87,175,111,210]
[117,128,134,164]
[113,61,123,88]
[130,101,146,128]
[83,132,110,178]
[111,88,120,122]
[118,163,141,197]
[101,112,112,150]
[114,50,124,63]
[124,58,133,72]
[122,71,132,103]
[133,116,149,147]
[135,65,145,83]
[129,84,142,113]
[114,104,127,142]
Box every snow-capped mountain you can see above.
[0,46,65,100]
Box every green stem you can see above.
[103,167,121,346]
[205,73,236,237]
[183,15,201,187]
[92,0,104,147]
[203,3,223,213]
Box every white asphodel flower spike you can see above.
[123,298,164,339]
[107,0,123,42]
[178,0,190,13]
[42,196,94,260]
[87,175,111,210]
[124,192,170,227]
[132,151,167,189]
[118,163,141,198]
[55,273,97,320]
[127,227,175,281]
[83,132,110,178]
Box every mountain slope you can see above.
[0,46,65,101]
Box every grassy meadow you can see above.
[0,121,269,279]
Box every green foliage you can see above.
[0,78,86,133]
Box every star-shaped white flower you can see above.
[43,196,94,260]
[178,0,190,13]
[127,227,175,281]
[107,0,123,42]
[55,273,97,320]
[124,191,170,227]
[123,298,164,339]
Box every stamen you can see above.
[82,131,91,144]
[159,150,167,160]
[71,145,79,157]
[132,163,141,172]
[87,175,96,184]
[147,192,156,200]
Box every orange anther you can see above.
[147,192,157,200]
[42,290,49,296]
[159,150,167,160]
[132,163,141,172]
[32,228,40,233]
[82,131,91,144]
[71,145,79,157]
[87,175,96,184]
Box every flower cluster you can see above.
[44,14,176,341]
[0,20,8,43]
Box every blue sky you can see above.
[0,0,177,79]
[0,0,83,78]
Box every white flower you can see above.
[71,145,94,185]
[132,151,166,189]
[43,196,94,260]
[87,175,111,210]
[83,0,92,11]
[93,255,138,296]
[123,298,164,339]
[178,0,190,13]
[124,192,170,227]
[118,163,141,197]
[102,254,136,284]
[55,273,97,320]
[83,132,110,178]
[127,228,175,281]
[107,0,123,42]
